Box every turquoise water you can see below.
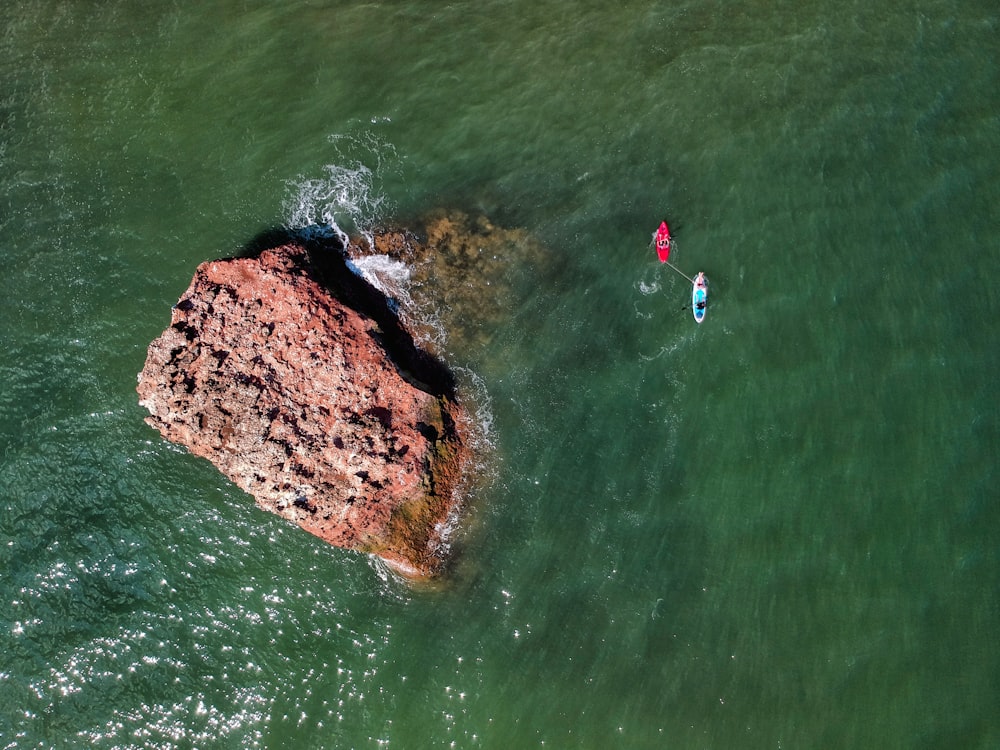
[2,1,998,747]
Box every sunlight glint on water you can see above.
[0,0,997,748]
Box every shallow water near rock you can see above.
[2,1,998,747]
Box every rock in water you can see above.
[137,241,470,579]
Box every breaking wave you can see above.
[284,132,399,248]
[345,254,412,305]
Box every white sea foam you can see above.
[282,133,459,352]
[638,279,660,295]
[344,253,448,350]
[284,132,399,248]
[455,366,495,454]
[347,254,412,303]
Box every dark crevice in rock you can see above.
[237,227,457,401]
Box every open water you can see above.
[2,1,998,748]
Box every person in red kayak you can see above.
[654,221,672,263]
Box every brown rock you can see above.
[137,241,470,578]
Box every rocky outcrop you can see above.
[137,240,470,578]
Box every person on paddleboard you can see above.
[692,272,708,323]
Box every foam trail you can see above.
[284,133,398,248]
[638,279,660,295]
[455,366,495,452]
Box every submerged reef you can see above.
[353,210,551,358]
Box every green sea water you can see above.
[2,1,998,748]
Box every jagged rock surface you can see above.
[137,242,469,578]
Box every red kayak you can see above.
[654,221,672,263]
